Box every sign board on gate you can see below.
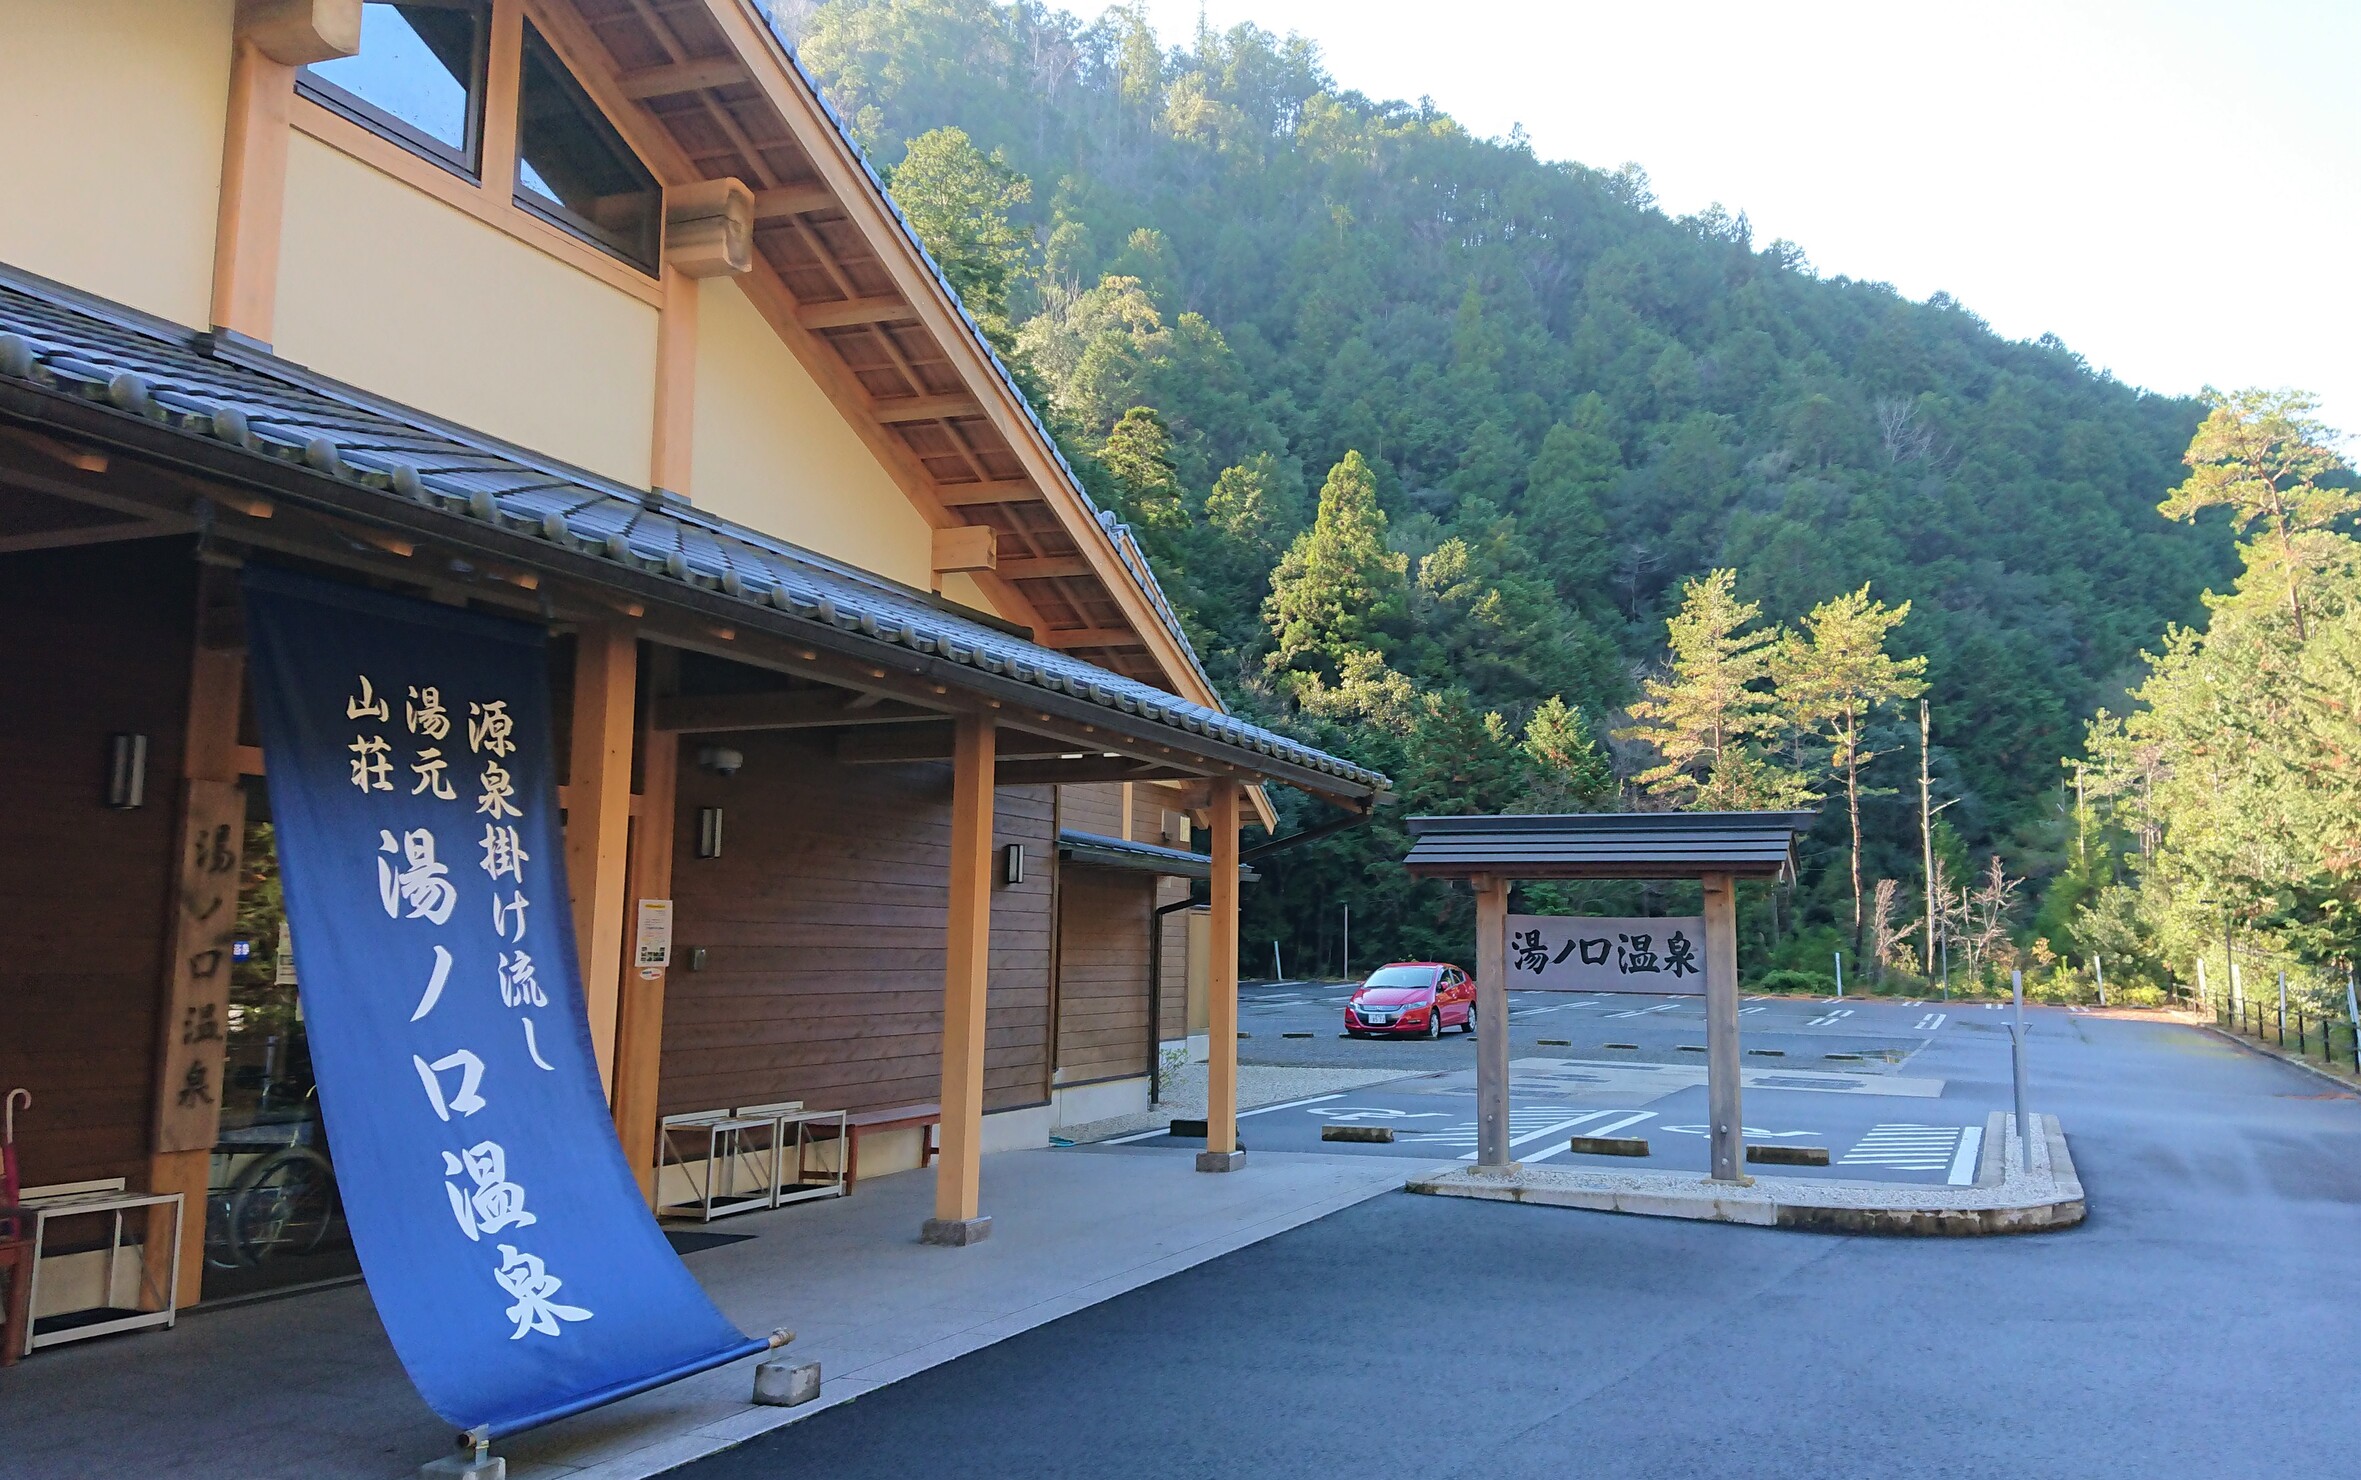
[1504,914,1707,994]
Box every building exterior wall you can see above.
[273,133,660,487]
[0,1,233,328]
[688,277,935,590]
[0,539,196,1188]
[657,732,1054,1120]
[1060,782,1125,839]
[1055,866,1153,1085]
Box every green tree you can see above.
[1521,696,1616,810]
[1264,450,1407,692]
[2158,387,2356,640]
[1773,586,1928,952]
[1616,569,1798,806]
[1097,406,1186,532]
[884,126,1032,349]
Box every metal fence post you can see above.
[2346,970,2360,1073]
[2011,969,2031,1176]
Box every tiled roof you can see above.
[1403,812,1815,878]
[1058,828,1221,879]
[0,272,1387,795]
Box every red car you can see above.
[1344,962,1477,1039]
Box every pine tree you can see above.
[1521,696,1616,810]
[884,126,1032,349]
[1097,406,1187,532]
[1263,450,1407,692]
[1773,585,1928,954]
[2158,387,2356,641]
[1615,569,1796,805]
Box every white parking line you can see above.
[1101,1092,1347,1144]
[1522,1110,1656,1164]
[1606,1001,1683,1020]
[1457,1111,1622,1162]
[1913,1012,1948,1031]
[1738,1004,1768,1016]
[1946,1126,1983,1186]
[1807,1007,1856,1027]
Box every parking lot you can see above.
[1087,980,2024,1183]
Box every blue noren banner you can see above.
[242,566,763,1438]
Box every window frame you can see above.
[508,18,663,276]
[295,1,493,182]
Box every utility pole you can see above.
[1920,700,1936,981]
[2010,969,2032,1173]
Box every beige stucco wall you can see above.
[0,0,234,326]
[274,133,658,486]
[690,276,935,590]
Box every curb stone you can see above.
[2199,1024,2361,1096]
[1404,1112,2083,1237]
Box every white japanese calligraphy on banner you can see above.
[1504,914,1707,995]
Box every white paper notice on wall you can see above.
[635,898,674,979]
[1504,915,1707,994]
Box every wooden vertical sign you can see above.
[152,778,248,1154]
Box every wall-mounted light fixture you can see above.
[1002,842,1026,886]
[106,733,149,809]
[697,807,724,859]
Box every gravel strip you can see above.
[1057,1062,1416,1144]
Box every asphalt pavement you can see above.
[680,997,2361,1479]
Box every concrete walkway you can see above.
[0,1146,1415,1479]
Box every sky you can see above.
[1136,0,2361,446]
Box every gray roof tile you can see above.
[0,274,1385,795]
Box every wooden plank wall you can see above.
[1059,781,1123,839]
[0,539,194,1187]
[1055,866,1153,1084]
[659,730,1054,1118]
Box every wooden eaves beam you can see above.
[935,480,1039,507]
[652,688,943,733]
[1037,627,1145,650]
[796,295,920,330]
[995,555,1096,581]
[870,394,984,424]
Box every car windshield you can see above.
[1361,967,1439,990]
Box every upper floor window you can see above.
[299,2,490,176]
[513,22,662,273]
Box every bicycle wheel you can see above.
[227,1146,340,1263]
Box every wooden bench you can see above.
[829,1103,940,1191]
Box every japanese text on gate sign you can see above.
[347,673,591,1341]
[1502,914,1708,995]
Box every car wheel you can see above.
[1465,1005,1477,1035]
[1426,1010,1442,1040]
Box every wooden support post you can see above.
[649,263,699,497]
[146,579,248,1308]
[610,699,677,1203]
[1702,872,1748,1184]
[565,626,637,1096]
[209,37,297,343]
[1472,873,1512,1171]
[1198,780,1243,1172]
[923,712,996,1244]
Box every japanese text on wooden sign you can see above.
[1503,914,1707,995]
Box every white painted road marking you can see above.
[1807,1007,1856,1027]
[1738,1004,1768,1016]
[1606,1001,1683,1020]
[1913,1012,1948,1031]
[1839,1123,1967,1171]
[1523,1111,1657,1164]
[1947,1125,1984,1186]
[1407,1107,1591,1149]
[1457,1111,1629,1162]
[1103,1091,1346,1144]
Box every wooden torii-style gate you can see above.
[1403,812,1816,1182]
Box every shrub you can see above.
[1754,969,1835,995]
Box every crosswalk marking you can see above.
[1913,1012,1947,1031]
[1839,1123,1966,1171]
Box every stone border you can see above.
[1404,1112,2083,1237]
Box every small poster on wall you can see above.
[1503,914,1707,994]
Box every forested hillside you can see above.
[773,0,2235,975]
